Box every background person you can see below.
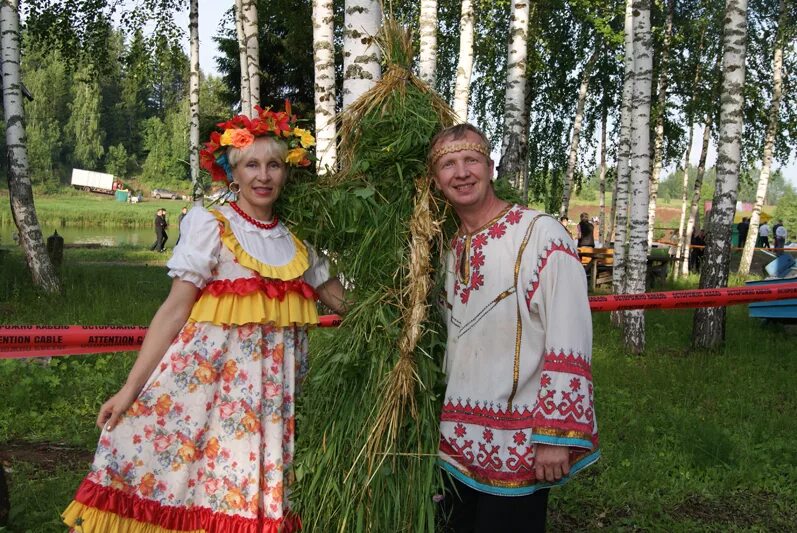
[758,221,770,248]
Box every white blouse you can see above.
[166,205,330,290]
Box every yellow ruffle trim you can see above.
[212,210,309,281]
[63,501,202,533]
[189,291,319,327]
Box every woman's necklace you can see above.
[230,201,279,230]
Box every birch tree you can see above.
[623,0,653,353]
[241,0,260,115]
[418,0,438,86]
[342,0,382,107]
[313,0,337,173]
[672,124,694,278]
[497,0,530,190]
[693,0,749,349]
[739,0,786,276]
[188,0,200,197]
[1,0,60,293]
[452,0,475,122]
[681,118,712,276]
[612,0,636,325]
[598,100,608,244]
[234,0,251,113]
[647,0,674,246]
[560,42,600,218]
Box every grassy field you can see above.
[0,190,190,229]
[2,249,796,531]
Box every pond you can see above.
[1,224,158,248]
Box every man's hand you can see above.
[534,444,570,482]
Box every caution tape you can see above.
[2,283,796,359]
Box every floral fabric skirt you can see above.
[62,321,308,533]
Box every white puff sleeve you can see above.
[166,207,221,289]
[302,242,332,289]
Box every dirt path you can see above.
[0,442,93,473]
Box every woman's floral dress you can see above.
[63,205,330,533]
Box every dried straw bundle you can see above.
[285,19,455,533]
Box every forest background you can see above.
[4,0,797,229]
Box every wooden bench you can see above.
[579,247,614,291]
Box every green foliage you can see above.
[65,67,106,170]
[214,0,315,114]
[22,43,71,187]
[105,143,132,178]
[140,100,191,189]
[774,189,797,233]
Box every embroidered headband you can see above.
[430,142,491,166]
[199,100,315,183]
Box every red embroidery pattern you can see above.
[524,240,580,307]
[530,351,596,441]
[453,208,528,304]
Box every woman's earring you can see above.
[229,182,241,193]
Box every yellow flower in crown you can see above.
[286,147,310,167]
[292,127,315,148]
[219,128,255,149]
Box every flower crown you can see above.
[199,100,315,183]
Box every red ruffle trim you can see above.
[74,479,302,533]
[204,277,318,301]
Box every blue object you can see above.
[747,276,797,320]
[764,254,796,278]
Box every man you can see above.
[429,124,599,532]
[175,206,188,246]
[690,228,706,272]
[774,220,787,256]
[150,208,168,252]
[577,212,595,247]
[737,217,749,248]
[759,221,771,249]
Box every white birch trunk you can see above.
[674,30,706,278]
[612,0,635,325]
[623,0,653,354]
[560,44,600,218]
[189,0,201,197]
[647,0,674,246]
[241,0,260,116]
[1,0,60,293]
[234,0,251,115]
[313,0,337,174]
[599,101,608,244]
[497,0,530,190]
[672,123,694,278]
[681,118,712,277]
[418,0,438,87]
[693,0,748,349]
[739,0,785,276]
[342,0,382,108]
[452,0,475,122]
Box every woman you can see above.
[63,103,345,533]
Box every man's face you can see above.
[431,131,495,211]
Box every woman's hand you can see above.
[96,384,139,431]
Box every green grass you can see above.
[0,191,190,228]
[1,252,796,531]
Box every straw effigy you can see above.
[281,19,456,532]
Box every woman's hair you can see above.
[227,136,288,169]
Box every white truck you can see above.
[71,168,116,194]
